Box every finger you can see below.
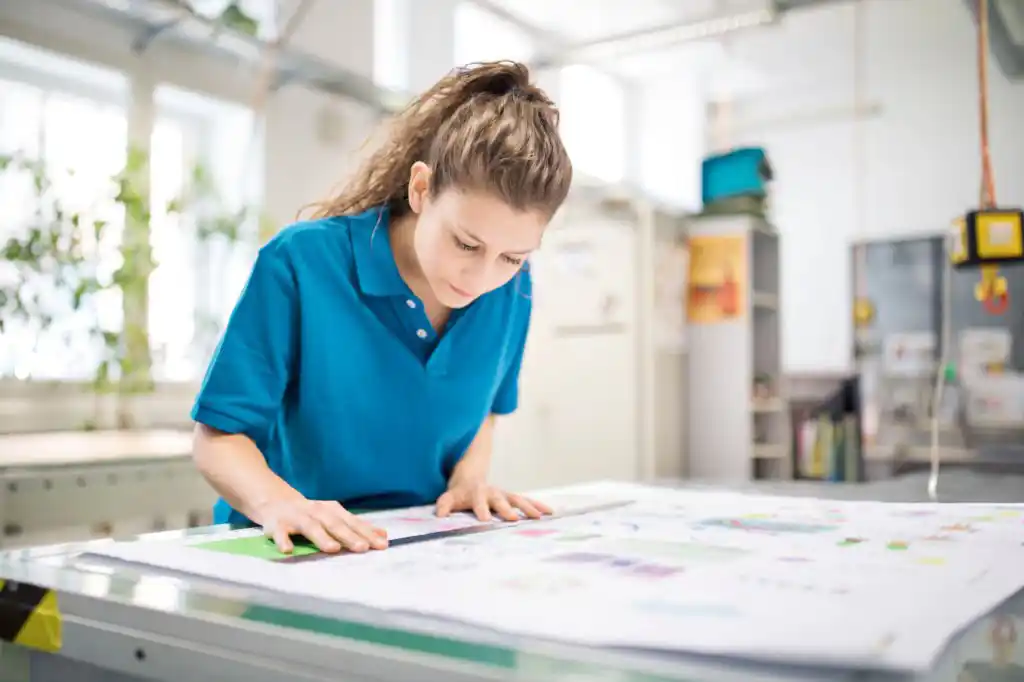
[435,491,455,517]
[344,513,389,550]
[331,505,388,549]
[472,488,493,521]
[507,493,543,519]
[312,511,369,552]
[271,525,294,553]
[316,503,382,550]
[531,497,554,515]
[298,517,343,553]
[490,492,520,522]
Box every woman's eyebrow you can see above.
[456,225,537,255]
[455,225,483,244]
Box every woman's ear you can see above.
[407,161,432,214]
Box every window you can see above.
[559,65,627,184]
[151,85,260,382]
[0,36,262,384]
[0,38,128,380]
[454,2,535,66]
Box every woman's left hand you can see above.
[435,479,553,522]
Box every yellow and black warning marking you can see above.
[0,579,62,652]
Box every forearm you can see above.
[192,424,304,525]
[451,414,496,484]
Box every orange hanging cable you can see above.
[977,0,997,209]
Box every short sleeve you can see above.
[191,239,299,445]
[491,272,532,416]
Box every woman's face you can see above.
[407,162,547,308]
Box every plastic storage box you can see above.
[701,147,772,207]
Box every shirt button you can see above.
[406,299,416,309]
[416,329,428,339]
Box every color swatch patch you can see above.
[547,552,681,578]
[595,538,747,563]
[941,523,977,533]
[633,600,741,618]
[195,535,319,561]
[699,518,837,534]
[514,528,559,538]
[499,574,585,595]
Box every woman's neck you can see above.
[389,213,440,310]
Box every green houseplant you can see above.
[0,145,258,428]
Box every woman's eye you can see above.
[503,255,523,266]
[455,237,477,252]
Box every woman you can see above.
[191,61,573,555]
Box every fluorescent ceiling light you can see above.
[560,9,775,64]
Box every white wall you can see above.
[261,1,382,226]
[636,76,707,212]
[708,0,1024,372]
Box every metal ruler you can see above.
[278,499,635,564]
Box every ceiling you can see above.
[480,0,1024,85]
[483,0,745,43]
[473,0,839,91]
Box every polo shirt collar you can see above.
[352,207,411,298]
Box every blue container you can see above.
[701,147,772,207]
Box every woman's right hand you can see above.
[256,498,389,554]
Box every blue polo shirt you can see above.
[191,207,531,526]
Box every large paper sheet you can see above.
[91,483,1024,672]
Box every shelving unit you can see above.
[686,212,791,481]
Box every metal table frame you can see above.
[3,474,1024,682]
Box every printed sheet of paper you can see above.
[91,483,1024,672]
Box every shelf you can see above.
[688,211,788,481]
[752,397,784,413]
[967,419,1024,430]
[865,444,976,463]
[752,443,787,459]
[752,291,778,310]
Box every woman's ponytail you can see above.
[305,61,571,221]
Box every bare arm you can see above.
[449,414,496,485]
[192,424,303,526]
[193,424,386,552]
[188,240,385,553]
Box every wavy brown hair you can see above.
[305,61,572,221]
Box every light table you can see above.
[2,472,1023,682]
